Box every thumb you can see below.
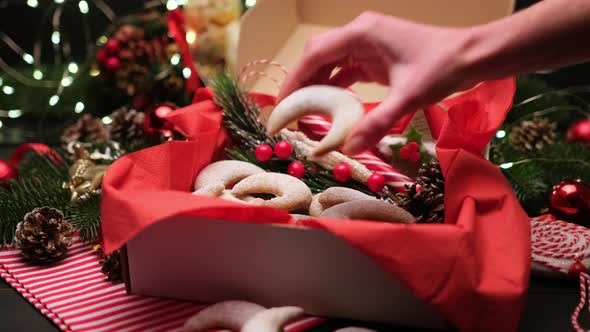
[342,92,414,155]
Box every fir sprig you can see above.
[0,151,105,246]
[0,153,71,246]
[213,72,378,196]
[211,72,279,149]
[67,194,102,243]
[490,76,590,214]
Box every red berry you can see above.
[255,144,273,162]
[407,141,419,151]
[333,163,352,182]
[96,49,108,64]
[399,146,410,159]
[105,38,121,54]
[367,173,385,192]
[287,161,305,179]
[105,57,121,71]
[409,151,422,163]
[274,141,293,159]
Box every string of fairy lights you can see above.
[0,0,118,129]
[0,0,258,130]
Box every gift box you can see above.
[101,1,531,331]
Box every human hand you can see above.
[278,11,478,155]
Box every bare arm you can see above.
[278,0,590,155]
[464,0,590,82]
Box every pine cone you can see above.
[115,64,152,96]
[100,250,122,282]
[509,118,557,152]
[61,114,108,145]
[107,107,146,144]
[14,207,74,264]
[417,160,444,193]
[395,161,445,223]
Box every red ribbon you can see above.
[167,8,201,94]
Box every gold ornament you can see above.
[63,144,108,203]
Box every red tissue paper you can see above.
[101,78,529,332]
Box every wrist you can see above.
[455,24,507,86]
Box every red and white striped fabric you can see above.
[0,237,324,332]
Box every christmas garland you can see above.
[490,76,590,216]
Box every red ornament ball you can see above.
[96,49,108,64]
[105,57,121,72]
[287,161,305,179]
[333,163,352,182]
[567,120,590,144]
[255,144,273,162]
[105,39,121,55]
[274,141,293,160]
[549,179,590,226]
[0,160,17,182]
[367,173,386,192]
[143,102,177,136]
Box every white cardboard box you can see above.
[123,0,514,328]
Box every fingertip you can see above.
[342,134,369,155]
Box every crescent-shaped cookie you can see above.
[266,85,364,156]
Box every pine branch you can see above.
[66,194,102,243]
[211,72,279,149]
[212,73,379,196]
[0,151,107,246]
[495,140,590,215]
[0,153,71,246]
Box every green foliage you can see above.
[211,72,279,149]
[490,75,590,214]
[67,194,102,243]
[404,125,423,144]
[0,151,105,246]
[0,152,71,246]
[213,72,386,198]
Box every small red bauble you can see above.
[333,163,352,182]
[367,173,386,192]
[144,102,177,136]
[105,39,121,55]
[567,120,590,144]
[287,161,305,179]
[105,57,121,72]
[399,141,421,162]
[0,160,17,182]
[96,49,108,64]
[255,144,273,162]
[274,141,293,160]
[549,179,590,226]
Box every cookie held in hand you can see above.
[266,85,364,156]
